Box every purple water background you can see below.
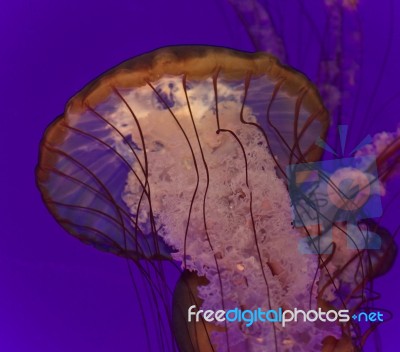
[1,0,399,351]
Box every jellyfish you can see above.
[36,43,398,351]
[36,1,400,351]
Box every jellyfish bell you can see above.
[36,46,328,260]
[39,45,395,352]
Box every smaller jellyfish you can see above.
[36,46,397,352]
